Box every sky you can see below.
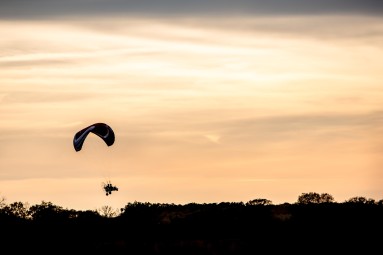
[1,1,383,211]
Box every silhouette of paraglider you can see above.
[102,180,119,196]
[73,122,118,195]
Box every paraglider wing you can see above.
[73,123,115,152]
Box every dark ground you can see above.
[1,201,382,254]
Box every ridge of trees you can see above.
[0,192,382,220]
[1,192,382,253]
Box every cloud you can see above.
[0,91,97,104]
[1,0,383,19]
[209,111,383,146]
[204,134,221,144]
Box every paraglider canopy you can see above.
[73,123,115,152]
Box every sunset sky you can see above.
[1,1,383,211]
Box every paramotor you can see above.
[102,180,119,196]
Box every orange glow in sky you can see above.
[1,14,383,210]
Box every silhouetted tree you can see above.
[345,196,375,204]
[28,201,76,223]
[246,198,272,206]
[98,205,120,218]
[297,192,334,204]
[2,201,31,219]
[0,195,6,208]
[318,193,334,203]
[74,209,103,224]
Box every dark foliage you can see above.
[0,193,382,254]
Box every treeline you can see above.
[0,192,382,254]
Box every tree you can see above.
[0,195,6,209]
[3,201,31,219]
[97,205,120,218]
[345,196,375,204]
[297,192,334,204]
[318,193,335,203]
[246,198,272,206]
[28,201,67,222]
